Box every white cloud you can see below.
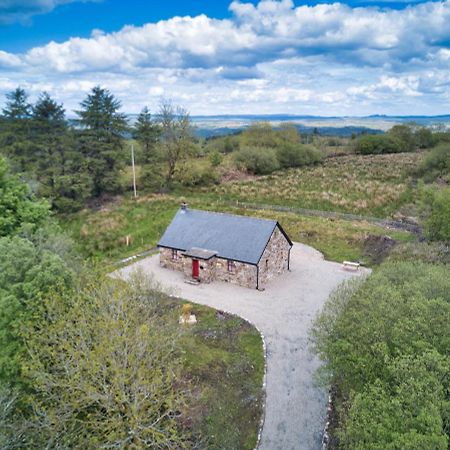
[13,0,450,73]
[0,50,23,68]
[0,0,450,115]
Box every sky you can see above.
[0,0,449,116]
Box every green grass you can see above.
[61,193,415,266]
[176,301,264,450]
[197,153,423,217]
[59,151,423,266]
[62,195,181,263]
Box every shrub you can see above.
[354,134,403,155]
[418,143,450,181]
[177,163,219,186]
[387,124,416,152]
[276,143,322,168]
[209,150,223,167]
[234,146,280,175]
[422,187,450,242]
[311,262,450,448]
[222,136,240,153]
[415,127,435,149]
[389,241,450,264]
[140,165,166,191]
[433,130,450,144]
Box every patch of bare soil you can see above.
[363,234,397,264]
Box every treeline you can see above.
[354,123,449,155]
[0,87,195,212]
[0,156,191,448]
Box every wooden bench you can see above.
[343,261,360,271]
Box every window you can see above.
[227,260,236,273]
[171,249,178,260]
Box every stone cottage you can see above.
[157,204,293,289]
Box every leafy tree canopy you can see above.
[0,156,50,237]
[18,273,189,449]
[311,262,450,449]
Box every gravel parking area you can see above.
[114,243,369,450]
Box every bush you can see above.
[355,134,403,154]
[140,165,166,191]
[311,262,450,448]
[209,150,223,167]
[387,124,416,152]
[389,241,450,264]
[234,146,280,175]
[276,143,322,168]
[177,163,220,186]
[415,127,435,149]
[422,187,450,242]
[418,143,450,181]
[433,130,450,144]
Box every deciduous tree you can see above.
[22,274,190,449]
[157,101,195,187]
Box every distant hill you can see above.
[188,114,450,138]
[75,113,450,139]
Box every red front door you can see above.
[192,259,199,279]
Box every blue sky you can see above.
[0,0,449,115]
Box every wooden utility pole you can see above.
[131,143,137,198]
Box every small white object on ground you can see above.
[179,314,197,324]
[342,260,360,271]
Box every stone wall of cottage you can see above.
[161,247,257,288]
[160,247,184,271]
[196,258,216,283]
[214,258,258,289]
[160,248,217,283]
[160,228,289,289]
[258,227,291,288]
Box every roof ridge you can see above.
[182,207,277,223]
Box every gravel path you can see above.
[114,243,369,450]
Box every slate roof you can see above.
[158,208,292,265]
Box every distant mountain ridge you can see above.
[186,114,450,138]
[71,113,450,138]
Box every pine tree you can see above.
[0,88,33,173]
[76,86,128,196]
[2,87,31,120]
[133,106,160,162]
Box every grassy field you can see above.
[174,300,264,449]
[198,153,423,217]
[60,150,425,266]
[63,193,414,266]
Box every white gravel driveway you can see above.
[114,243,368,450]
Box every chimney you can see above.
[180,202,188,212]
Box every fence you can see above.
[223,200,422,234]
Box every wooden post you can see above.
[131,144,137,198]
